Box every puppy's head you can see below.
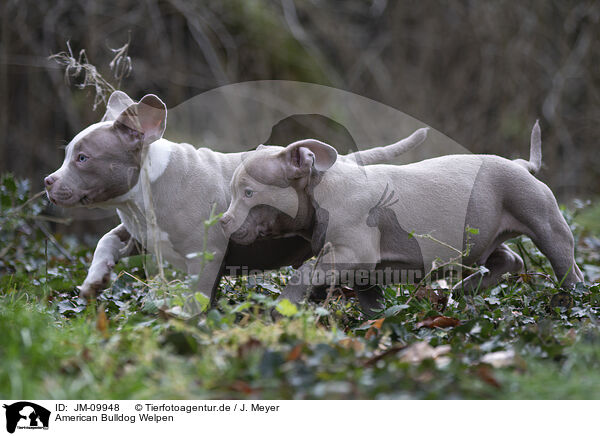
[220,139,337,245]
[45,91,167,207]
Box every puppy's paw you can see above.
[77,283,102,300]
[77,276,110,300]
[78,260,115,299]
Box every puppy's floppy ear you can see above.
[102,90,135,122]
[114,94,167,145]
[281,139,338,178]
[137,94,167,144]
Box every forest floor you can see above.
[1,173,600,399]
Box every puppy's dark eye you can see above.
[244,189,254,198]
[77,153,89,163]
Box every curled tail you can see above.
[514,120,542,175]
[350,127,429,165]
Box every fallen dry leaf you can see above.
[237,338,262,359]
[96,305,109,337]
[286,343,304,361]
[229,380,256,395]
[371,318,385,329]
[364,318,385,339]
[475,364,501,389]
[416,315,461,329]
[414,287,448,311]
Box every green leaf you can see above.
[194,292,210,312]
[258,282,281,294]
[0,193,11,209]
[486,296,500,305]
[381,304,409,318]
[2,173,17,194]
[204,212,223,228]
[275,299,298,317]
[466,226,480,235]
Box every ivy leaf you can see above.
[57,299,86,315]
[194,292,210,312]
[381,304,409,318]
[486,296,500,305]
[275,299,298,317]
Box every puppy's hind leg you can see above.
[357,285,385,318]
[526,211,584,288]
[453,243,524,295]
[271,261,318,320]
[277,260,318,305]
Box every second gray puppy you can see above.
[221,122,584,314]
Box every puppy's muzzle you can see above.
[219,213,234,235]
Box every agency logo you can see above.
[2,402,50,434]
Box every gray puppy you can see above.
[221,122,584,313]
[45,90,428,303]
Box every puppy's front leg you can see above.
[271,262,316,320]
[187,258,224,308]
[184,233,229,313]
[79,224,134,299]
[279,260,318,304]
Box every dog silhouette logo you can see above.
[2,402,50,433]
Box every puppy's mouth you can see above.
[230,228,258,245]
[80,195,91,206]
[46,191,57,205]
[46,190,74,207]
[257,227,270,237]
[46,189,92,208]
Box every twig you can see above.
[49,41,116,110]
[3,190,46,216]
[28,215,72,225]
[108,32,132,89]
[410,232,464,255]
[120,270,149,287]
[33,221,74,262]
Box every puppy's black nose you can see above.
[44,175,55,187]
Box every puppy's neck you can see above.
[99,139,174,208]
[304,171,327,252]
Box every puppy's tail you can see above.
[514,120,542,175]
[350,127,429,165]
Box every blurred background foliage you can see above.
[0,0,599,237]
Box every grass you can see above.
[0,174,599,399]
